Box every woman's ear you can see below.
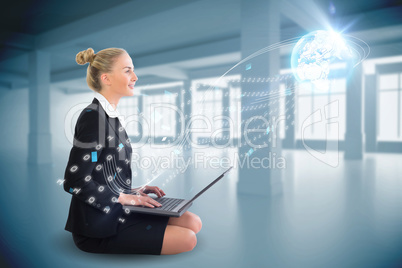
[100,73,111,86]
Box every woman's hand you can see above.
[135,186,166,198]
[118,193,162,208]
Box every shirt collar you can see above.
[94,92,120,118]
[94,92,127,127]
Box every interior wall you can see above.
[50,88,94,163]
[0,88,29,161]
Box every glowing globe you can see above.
[291,30,352,90]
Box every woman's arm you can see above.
[63,109,121,214]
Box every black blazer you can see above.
[64,98,134,238]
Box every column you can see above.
[238,0,282,195]
[344,62,363,159]
[182,79,192,154]
[283,77,295,149]
[364,74,376,152]
[222,86,230,144]
[28,50,52,165]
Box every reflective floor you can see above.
[1,148,402,268]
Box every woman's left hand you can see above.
[135,186,166,198]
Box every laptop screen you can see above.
[178,166,233,211]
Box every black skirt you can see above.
[72,213,170,255]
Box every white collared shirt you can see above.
[94,92,126,127]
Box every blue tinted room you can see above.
[1,0,402,267]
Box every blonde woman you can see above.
[64,48,201,255]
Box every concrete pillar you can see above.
[364,74,377,152]
[344,63,363,159]
[221,86,230,144]
[28,50,52,165]
[238,0,282,195]
[182,79,192,153]
[179,79,193,193]
[228,81,241,146]
[283,77,295,149]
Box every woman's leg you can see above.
[161,212,202,254]
[167,211,202,234]
[160,225,197,255]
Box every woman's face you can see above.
[105,52,138,97]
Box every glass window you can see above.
[378,89,399,141]
[377,72,401,141]
[192,86,223,142]
[191,76,238,144]
[313,95,329,139]
[278,83,286,140]
[229,84,242,140]
[296,95,313,139]
[379,74,398,90]
[295,78,346,140]
[142,89,179,139]
[118,97,140,137]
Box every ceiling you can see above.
[2,0,133,35]
[1,0,402,91]
[2,0,401,35]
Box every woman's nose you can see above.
[132,72,138,82]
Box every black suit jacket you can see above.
[64,98,134,238]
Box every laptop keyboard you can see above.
[153,197,185,211]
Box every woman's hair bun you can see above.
[76,48,96,65]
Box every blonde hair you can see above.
[76,47,127,92]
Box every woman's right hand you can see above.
[118,193,162,208]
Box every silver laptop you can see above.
[123,166,233,217]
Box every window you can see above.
[295,78,346,140]
[228,83,242,140]
[191,84,223,143]
[277,83,287,140]
[118,96,140,137]
[377,73,402,141]
[191,76,240,145]
[142,87,180,139]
